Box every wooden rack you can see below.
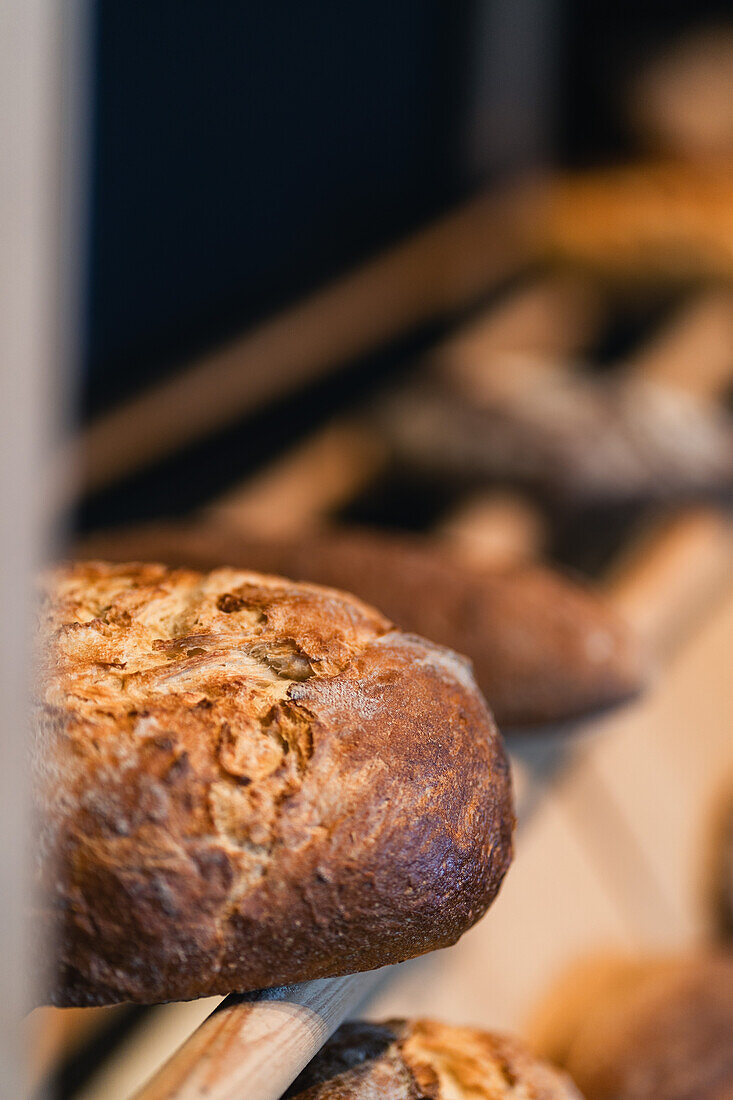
[33,192,733,1099]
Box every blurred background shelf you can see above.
[21,2,733,1096]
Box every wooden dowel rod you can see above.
[605,508,733,656]
[437,275,602,397]
[436,490,545,568]
[133,970,386,1100]
[624,289,733,398]
[208,419,387,538]
[209,275,582,546]
[74,187,535,499]
[446,284,733,405]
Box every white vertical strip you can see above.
[0,1,87,1094]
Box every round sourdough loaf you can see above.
[285,1018,582,1099]
[35,562,513,1007]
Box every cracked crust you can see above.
[35,562,514,1007]
[285,1018,583,1099]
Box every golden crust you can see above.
[286,1018,582,1099]
[35,562,514,1007]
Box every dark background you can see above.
[85,0,472,415]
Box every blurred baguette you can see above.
[79,521,645,730]
[534,161,733,282]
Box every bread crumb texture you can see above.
[35,562,513,1006]
[286,1018,583,1099]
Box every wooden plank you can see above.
[435,273,602,396]
[524,581,733,1062]
[0,0,86,1093]
[77,1000,220,1100]
[27,1006,126,1095]
[435,489,545,568]
[558,509,733,948]
[209,419,387,537]
[604,509,733,657]
[623,287,733,398]
[207,274,597,544]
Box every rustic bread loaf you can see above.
[563,954,733,1099]
[35,562,514,1007]
[628,31,733,160]
[285,1018,582,1099]
[536,162,733,282]
[80,524,645,729]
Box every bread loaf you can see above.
[80,524,645,729]
[35,562,513,1007]
[563,954,733,1099]
[537,162,733,282]
[285,1018,582,1098]
[379,376,733,505]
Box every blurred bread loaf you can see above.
[536,162,733,282]
[629,29,733,160]
[80,524,646,729]
[379,373,733,506]
[562,954,733,1099]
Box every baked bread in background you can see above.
[80,524,646,730]
[35,561,513,1007]
[379,374,733,507]
[562,954,733,1100]
[535,162,733,283]
[628,29,733,161]
[285,1018,582,1099]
